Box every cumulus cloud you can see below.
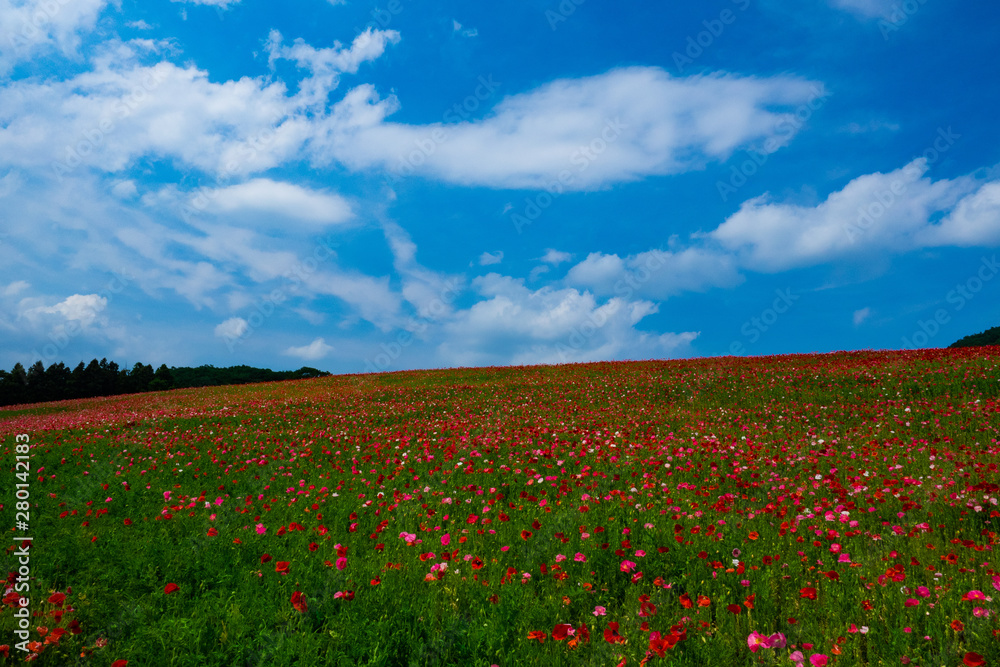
[437,274,698,367]
[283,337,333,361]
[214,317,248,340]
[708,158,991,272]
[21,293,108,328]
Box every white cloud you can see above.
[127,20,154,30]
[111,180,138,199]
[709,159,985,272]
[266,27,400,108]
[0,0,110,75]
[437,274,698,366]
[565,248,743,298]
[380,220,463,324]
[853,307,871,326]
[0,28,401,179]
[214,317,248,340]
[919,181,1000,247]
[3,281,29,296]
[20,294,107,329]
[529,265,550,281]
[478,251,503,266]
[541,248,572,265]
[283,337,333,361]
[316,67,825,190]
[194,179,353,226]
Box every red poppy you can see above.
[521,530,533,540]
[748,531,759,540]
[800,587,817,600]
[123,518,132,526]
[290,591,307,614]
[951,620,964,632]
[963,652,985,667]
[527,630,546,643]
[111,661,128,667]
[207,527,218,537]
[552,624,574,641]
[261,553,272,564]
[744,594,755,610]
[308,542,318,552]
[47,592,66,607]
[679,593,693,608]
[604,622,626,644]
[275,561,290,574]
[164,583,179,595]
[727,604,741,614]
[697,595,711,607]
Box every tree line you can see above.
[950,326,1000,349]
[0,359,330,407]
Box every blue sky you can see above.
[1,0,999,374]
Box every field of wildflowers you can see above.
[1,348,998,666]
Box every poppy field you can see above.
[1,348,999,666]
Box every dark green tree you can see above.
[149,364,175,391]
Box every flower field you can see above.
[1,348,999,666]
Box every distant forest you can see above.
[950,326,1000,349]
[0,359,330,407]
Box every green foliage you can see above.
[950,325,1000,349]
[0,359,331,407]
